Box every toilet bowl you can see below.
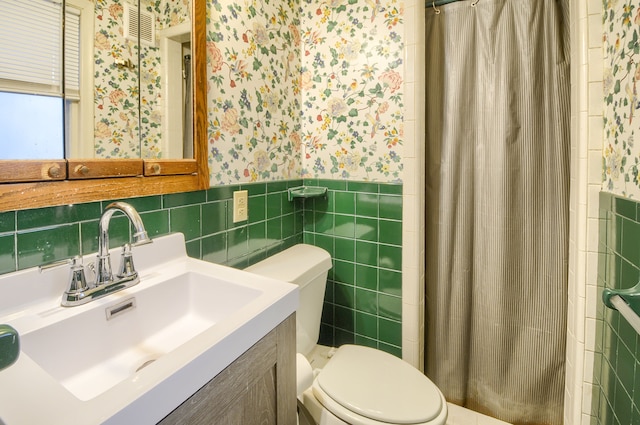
[246,244,447,425]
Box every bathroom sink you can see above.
[0,233,298,425]
[20,271,261,401]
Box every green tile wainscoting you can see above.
[0,179,403,358]
[0,180,304,275]
[301,179,403,358]
[593,192,640,425]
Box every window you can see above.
[0,0,90,159]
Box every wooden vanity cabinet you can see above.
[159,314,296,425]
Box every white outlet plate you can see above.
[233,190,248,222]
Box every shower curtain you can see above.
[424,1,569,424]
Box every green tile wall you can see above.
[0,180,304,275]
[594,192,640,425]
[0,178,404,358]
[302,179,403,358]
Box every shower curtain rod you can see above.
[424,0,469,8]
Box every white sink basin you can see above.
[0,233,297,425]
[20,271,261,401]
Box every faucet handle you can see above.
[67,257,89,292]
[39,256,78,273]
[117,243,138,279]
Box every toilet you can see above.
[246,244,447,425]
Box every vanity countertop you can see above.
[0,233,298,425]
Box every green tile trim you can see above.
[318,179,347,190]
[17,203,101,230]
[241,182,266,196]
[347,181,378,193]
[108,196,162,213]
[613,197,636,220]
[379,184,402,195]
[207,185,235,201]
[163,190,207,208]
[267,181,288,192]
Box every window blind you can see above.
[0,0,63,95]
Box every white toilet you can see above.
[246,244,447,425]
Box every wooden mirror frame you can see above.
[0,0,208,212]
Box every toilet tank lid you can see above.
[245,244,332,287]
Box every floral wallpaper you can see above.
[93,0,189,159]
[603,0,640,198]
[90,0,405,179]
[205,0,405,185]
[298,0,404,182]
[205,0,303,184]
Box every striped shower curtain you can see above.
[424,1,570,424]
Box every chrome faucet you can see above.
[61,202,152,307]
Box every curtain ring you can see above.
[432,0,441,14]
[471,0,479,6]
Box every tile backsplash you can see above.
[0,179,403,356]
[0,180,304,275]
[303,179,403,357]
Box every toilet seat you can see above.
[312,345,445,425]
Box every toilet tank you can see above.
[245,244,331,356]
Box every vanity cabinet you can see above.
[159,314,296,425]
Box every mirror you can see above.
[0,0,208,210]
[0,0,194,160]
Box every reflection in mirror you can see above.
[0,0,207,211]
[0,0,193,160]
[0,0,65,159]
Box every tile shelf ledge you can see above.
[287,186,328,202]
